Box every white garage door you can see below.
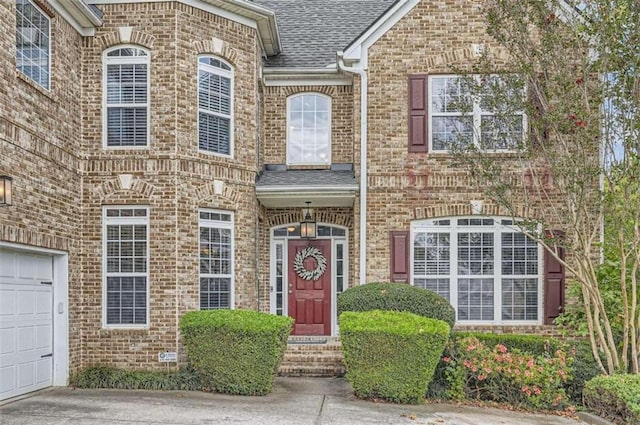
[0,249,54,401]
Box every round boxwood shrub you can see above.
[337,282,455,328]
[340,310,450,404]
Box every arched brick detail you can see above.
[424,47,474,69]
[283,86,336,97]
[265,209,352,228]
[423,46,511,71]
[94,30,155,50]
[266,212,302,227]
[193,40,239,66]
[414,203,535,220]
[95,177,155,201]
[314,211,352,228]
[195,182,239,210]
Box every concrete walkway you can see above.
[0,377,592,425]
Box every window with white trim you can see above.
[16,0,50,89]
[199,210,233,309]
[198,57,233,156]
[104,47,149,147]
[103,207,149,326]
[412,217,541,324]
[287,93,331,165]
[429,75,525,152]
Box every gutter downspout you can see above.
[337,53,368,285]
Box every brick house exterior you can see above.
[0,0,570,399]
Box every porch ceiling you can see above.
[256,168,358,208]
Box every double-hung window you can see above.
[104,47,149,147]
[198,57,233,156]
[199,210,234,309]
[412,217,541,324]
[16,0,50,90]
[103,207,149,327]
[287,93,331,165]
[429,75,525,152]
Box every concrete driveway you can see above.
[0,377,590,425]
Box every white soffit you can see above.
[256,189,357,208]
[263,68,351,86]
[48,0,102,36]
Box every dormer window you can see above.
[287,93,331,165]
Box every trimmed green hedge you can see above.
[337,282,455,328]
[584,374,640,425]
[70,366,202,390]
[453,331,563,354]
[180,309,293,395]
[340,310,450,404]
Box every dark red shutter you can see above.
[408,75,428,152]
[390,231,410,283]
[544,244,565,324]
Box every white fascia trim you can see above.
[0,241,67,255]
[342,0,419,68]
[66,0,102,25]
[263,68,351,87]
[256,185,359,193]
[264,77,352,87]
[263,67,340,74]
[48,0,100,36]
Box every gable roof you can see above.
[254,0,396,68]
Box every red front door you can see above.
[288,239,331,336]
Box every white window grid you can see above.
[274,242,284,316]
[413,232,451,300]
[286,93,332,165]
[198,56,234,157]
[103,46,150,148]
[428,75,526,152]
[199,209,234,310]
[102,206,150,328]
[16,0,50,90]
[411,217,542,325]
[501,232,539,320]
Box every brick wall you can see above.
[0,0,84,368]
[0,0,576,373]
[360,0,566,283]
[76,2,263,369]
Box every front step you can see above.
[278,336,345,377]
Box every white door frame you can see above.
[269,223,348,336]
[0,242,69,388]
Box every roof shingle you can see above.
[254,0,397,68]
[256,169,357,187]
